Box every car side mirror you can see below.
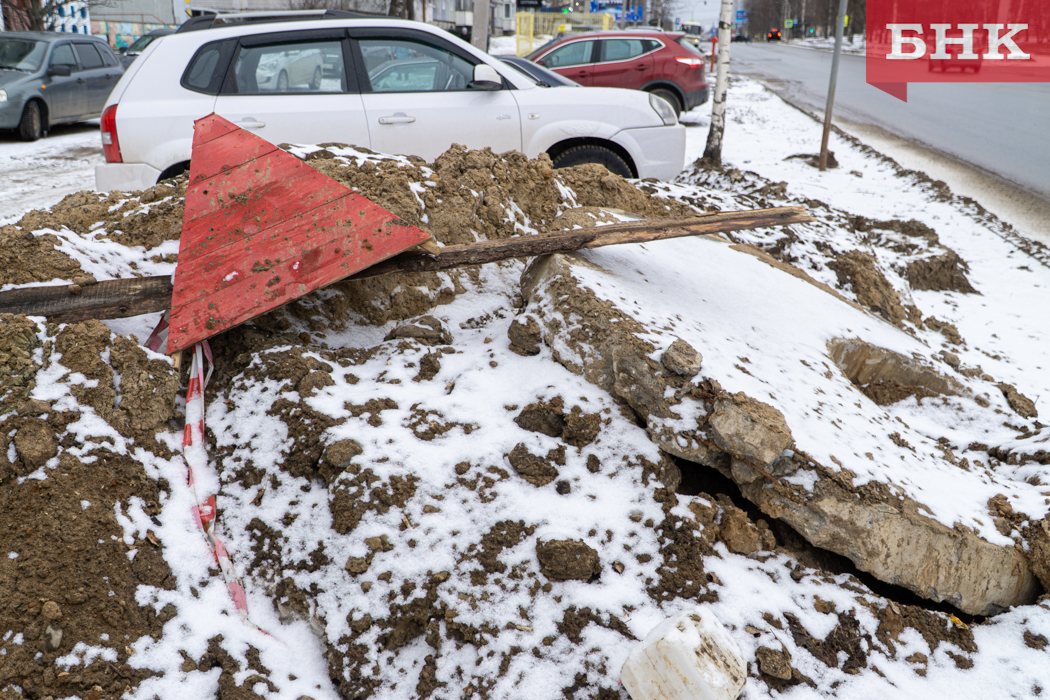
[471,63,502,90]
[48,64,72,77]
[117,47,127,55]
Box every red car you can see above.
[526,30,709,116]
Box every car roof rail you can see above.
[175,9,380,33]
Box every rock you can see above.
[707,393,793,468]
[43,624,63,651]
[998,382,1038,419]
[320,439,363,484]
[18,399,50,416]
[717,506,760,556]
[756,646,793,680]
[661,338,702,378]
[508,315,542,355]
[1026,518,1050,591]
[562,406,600,447]
[536,539,601,582]
[385,316,452,346]
[41,601,61,621]
[828,338,970,400]
[14,417,57,470]
[345,557,370,575]
[521,252,1039,616]
[297,371,335,397]
[620,607,746,700]
[733,469,1040,615]
[514,400,564,438]
[365,535,393,553]
[507,443,560,487]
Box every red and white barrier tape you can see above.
[183,340,250,619]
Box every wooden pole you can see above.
[818,0,849,171]
[0,207,812,324]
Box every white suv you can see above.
[94,11,685,192]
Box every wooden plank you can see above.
[0,206,813,325]
[0,277,173,324]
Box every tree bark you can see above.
[702,0,735,164]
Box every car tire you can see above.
[650,88,682,117]
[18,101,43,142]
[277,71,289,91]
[552,145,632,178]
[310,66,322,90]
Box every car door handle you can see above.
[635,65,647,70]
[236,119,266,128]
[378,115,416,125]
[77,78,86,83]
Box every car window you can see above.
[598,39,648,63]
[0,39,47,71]
[50,43,78,69]
[359,38,474,93]
[74,43,104,70]
[676,38,704,56]
[127,35,155,54]
[97,43,120,67]
[228,39,344,95]
[183,39,236,95]
[542,40,593,68]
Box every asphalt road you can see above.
[730,43,1050,201]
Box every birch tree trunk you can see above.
[702,0,734,164]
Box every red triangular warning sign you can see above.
[167,114,431,353]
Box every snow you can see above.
[3,76,1050,700]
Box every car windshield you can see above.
[682,25,703,36]
[127,35,156,54]
[0,39,47,72]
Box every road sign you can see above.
[735,10,747,21]
[784,18,793,28]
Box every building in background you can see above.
[2,0,91,32]
[90,0,182,48]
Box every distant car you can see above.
[526,29,709,116]
[95,12,686,191]
[498,56,580,87]
[0,31,124,141]
[731,34,750,43]
[118,28,175,68]
[766,29,782,41]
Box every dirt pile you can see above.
[0,319,175,700]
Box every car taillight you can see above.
[675,57,706,68]
[101,105,122,163]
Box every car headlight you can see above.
[649,92,677,126]
[0,89,7,103]
[259,60,278,72]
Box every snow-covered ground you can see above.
[0,122,102,225]
[3,76,1050,700]
[791,36,867,55]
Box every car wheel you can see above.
[18,101,43,142]
[310,66,322,90]
[277,71,289,91]
[650,88,682,117]
[552,145,632,179]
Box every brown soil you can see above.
[0,319,175,700]
[827,250,915,327]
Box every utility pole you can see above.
[702,0,733,164]
[471,0,490,52]
[818,0,848,171]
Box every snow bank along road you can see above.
[730,43,1050,219]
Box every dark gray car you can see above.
[0,31,124,141]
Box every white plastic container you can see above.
[620,607,747,700]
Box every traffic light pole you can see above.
[818,0,848,171]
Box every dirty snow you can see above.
[1,76,1049,700]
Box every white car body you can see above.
[95,17,685,192]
